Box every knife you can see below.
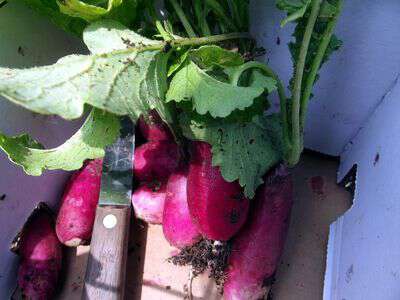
[82,117,135,300]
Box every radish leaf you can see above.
[277,0,311,27]
[166,61,268,118]
[189,45,244,69]
[83,20,156,54]
[180,113,282,198]
[0,23,169,122]
[0,109,119,176]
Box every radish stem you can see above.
[169,0,197,38]
[300,0,343,130]
[288,0,322,166]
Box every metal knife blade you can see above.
[99,117,135,206]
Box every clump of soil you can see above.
[169,238,231,289]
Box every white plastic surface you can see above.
[0,2,84,297]
[324,76,400,300]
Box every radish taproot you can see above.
[187,141,249,241]
[138,110,173,141]
[132,181,167,224]
[56,159,102,247]
[133,140,181,182]
[12,203,62,299]
[163,168,201,248]
[223,167,293,300]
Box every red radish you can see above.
[131,182,167,224]
[187,141,249,241]
[138,110,173,141]
[55,159,102,247]
[223,167,293,300]
[13,204,62,299]
[133,140,180,181]
[163,168,201,248]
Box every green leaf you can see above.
[319,1,337,19]
[83,19,156,54]
[167,49,189,77]
[58,0,109,22]
[189,45,244,69]
[0,21,168,122]
[180,113,283,198]
[166,61,266,118]
[276,0,309,13]
[57,0,138,26]
[0,109,119,176]
[277,0,311,27]
[19,0,139,36]
[281,0,342,92]
[248,69,277,93]
[277,0,337,26]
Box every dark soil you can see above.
[169,238,231,289]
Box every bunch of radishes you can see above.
[12,111,293,300]
[132,111,294,300]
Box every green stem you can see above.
[169,0,197,38]
[227,0,243,30]
[287,0,322,166]
[300,0,342,130]
[230,61,290,151]
[155,21,173,41]
[193,0,211,36]
[205,0,237,31]
[111,32,252,55]
[145,2,172,41]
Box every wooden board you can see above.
[57,153,352,300]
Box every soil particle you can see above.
[169,239,231,289]
[0,194,6,200]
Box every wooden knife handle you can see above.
[82,206,131,300]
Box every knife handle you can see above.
[82,206,131,300]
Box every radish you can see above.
[133,140,181,182]
[223,167,293,300]
[187,141,249,241]
[138,110,173,141]
[56,159,102,247]
[12,203,62,299]
[163,168,201,248]
[131,181,167,224]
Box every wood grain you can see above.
[82,206,131,300]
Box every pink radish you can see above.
[133,141,181,182]
[12,203,62,299]
[138,110,173,141]
[223,167,293,300]
[131,182,167,224]
[55,159,102,247]
[187,141,249,241]
[163,168,201,248]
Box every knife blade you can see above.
[82,117,135,300]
